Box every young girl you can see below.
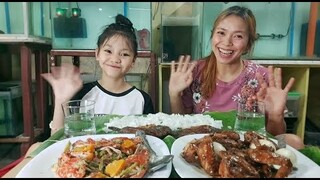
[42,14,154,135]
[169,6,304,149]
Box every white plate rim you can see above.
[16,134,172,178]
[171,133,320,178]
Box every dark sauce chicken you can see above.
[181,131,294,178]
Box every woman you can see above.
[168,5,304,149]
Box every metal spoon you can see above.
[135,130,174,172]
[148,154,174,173]
[135,130,157,159]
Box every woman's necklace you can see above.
[218,61,244,82]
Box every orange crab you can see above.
[53,136,152,178]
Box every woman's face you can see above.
[95,35,135,79]
[211,15,249,65]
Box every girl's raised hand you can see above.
[41,63,83,102]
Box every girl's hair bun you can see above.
[115,14,133,29]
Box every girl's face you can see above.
[212,15,249,65]
[96,35,135,79]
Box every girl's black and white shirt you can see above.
[72,81,154,115]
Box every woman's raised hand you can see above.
[41,63,83,102]
[169,55,197,97]
[256,66,295,116]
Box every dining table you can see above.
[2,111,319,178]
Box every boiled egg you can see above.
[250,139,277,152]
[274,148,297,168]
[212,141,226,153]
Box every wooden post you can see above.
[306,2,319,56]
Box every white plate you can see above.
[171,134,320,178]
[16,134,172,178]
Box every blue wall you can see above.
[0,2,313,57]
[201,2,312,58]
[50,2,151,49]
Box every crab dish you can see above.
[52,136,151,178]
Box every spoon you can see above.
[148,154,174,173]
[135,130,157,158]
[135,130,174,172]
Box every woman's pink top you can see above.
[182,59,268,113]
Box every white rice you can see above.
[104,112,222,131]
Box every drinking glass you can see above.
[62,100,96,138]
[234,101,266,135]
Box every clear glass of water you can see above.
[234,101,266,135]
[62,100,96,138]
